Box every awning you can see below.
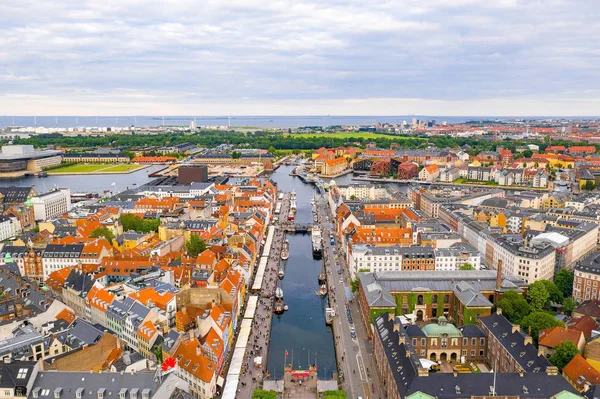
[217,376,225,387]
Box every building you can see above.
[538,327,585,358]
[42,244,84,279]
[574,252,600,302]
[419,164,440,182]
[62,153,130,163]
[405,316,487,363]
[31,189,71,221]
[322,157,348,176]
[178,165,209,184]
[562,354,600,392]
[439,167,460,182]
[357,270,527,328]
[0,145,62,176]
[533,170,549,188]
[372,313,574,399]
[336,184,389,201]
[480,310,551,373]
[398,162,419,180]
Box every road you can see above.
[314,194,381,399]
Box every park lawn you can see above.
[285,132,426,140]
[49,163,141,174]
[102,164,143,172]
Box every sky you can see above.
[1,0,600,116]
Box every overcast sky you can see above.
[1,0,599,116]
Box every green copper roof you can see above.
[4,253,13,263]
[25,196,33,207]
[407,392,436,399]
[551,391,585,399]
[422,316,463,338]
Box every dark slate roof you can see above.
[29,371,160,398]
[64,270,94,297]
[575,252,600,275]
[43,244,84,258]
[0,360,37,389]
[0,186,34,203]
[406,371,577,399]
[459,324,486,337]
[111,350,146,372]
[480,312,550,373]
[64,319,104,347]
[405,325,426,338]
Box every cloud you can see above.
[0,0,599,115]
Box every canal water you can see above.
[0,165,164,194]
[266,165,337,380]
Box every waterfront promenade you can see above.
[237,194,290,397]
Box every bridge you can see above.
[279,223,313,233]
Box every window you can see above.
[420,349,426,357]
[480,338,485,346]
[17,368,27,379]
[471,350,475,357]
[432,295,438,303]
[480,350,484,356]
[412,338,417,346]
[463,338,468,346]
[441,338,447,348]
[421,338,426,346]
[444,295,449,304]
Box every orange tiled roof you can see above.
[138,320,158,340]
[538,327,582,349]
[325,157,347,167]
[128,287,174,311]
[423,164,439,174]
[174,338,216,383]
[87,286,116,313]
[563,354,600,390]
[55,308,76,325]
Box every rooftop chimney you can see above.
[496,259,503,290]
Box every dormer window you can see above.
[98,388,106,399]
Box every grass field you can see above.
[48,163,143,174]
[285,132,427,140]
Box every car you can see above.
[337,268,341,274]
[339,279,344,284]
[334,255,339,260]
[350,327,356,338]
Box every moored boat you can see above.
[278,268,284,279]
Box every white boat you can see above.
[284,304,289,311]
[276,287,284,299]
[278,268,284,279]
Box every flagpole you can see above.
[292,349,294,371]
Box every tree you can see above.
[549,341,579,371]
[186,234,206,257]
[538,280,563,304]
[522,149,533,158]
[119,214,159,233]
[231,151,242,159]
[562,297,576,315]
[252,390,277,399]
[555,270,574,298]
[350,278,360,293]
[267,146,278,156]
[527,281,550,311]
[459,263,475,270]
[585,180,596,190]
[324,391,347,399]
[520,312,564,342]
[496,290,532,324]
[90,227,115,242]
[153,343,163,364]
[350,195,357,200]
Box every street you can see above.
[314,194,381,399]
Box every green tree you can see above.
[459,263,475,270]
[522,149,533,158]
[90,227,115,242]
[496,290,532,324]
[252,390,277,399]
[555,269,574,297]
[350,278,360,293]
[562,297,576,315]
[267,146,278,156]
[520,311,564,342]
[358,268,370,272]
[585,180,596,190]
[119,214,159,233]
[153,343,163,364]
[231,151,242,159]
[186,234,206,257]
[350,195,357,200]
[549,341,579,371]
[538,280,563,304]
[527,281,550,311]
[323,391,347,399]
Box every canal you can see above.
[0,165,164,193]
[266,165,338,380]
